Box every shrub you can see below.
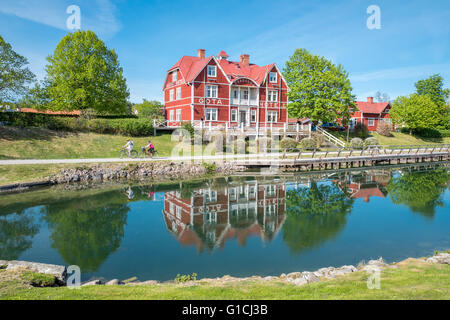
[174,273,198,283]
[350,137,364,149]
[202,162,217,174]
[301,138,316,150]
[280,137,298,151]
[181,122,195,140]
[353,122,369,138]
[20,271,56,287]
[311,132,325,148]
[376,121,392,137]
[364,137,379,147]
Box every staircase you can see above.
[316,127,346,148]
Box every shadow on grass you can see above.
[0,126,77,141]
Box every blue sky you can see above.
[0,0,449,103]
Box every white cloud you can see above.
[0,0,121,37]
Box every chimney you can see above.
[240,54,250,66]
[367,97,374,103]
[197,49,205,59]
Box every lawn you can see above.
[330,130,450,146]
[0,258,449,300]
[0,126,181,160]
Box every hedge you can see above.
[0,112,153,136]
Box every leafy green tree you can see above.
[0,212,39,260]
[43,190,129,272]
[133,99,164,120]
[283,48,356,124]
[390,94,442,134]
[45,30,129,114]
[0,35,35,105]
[387,169,449,218]
[415,74,449,128]
[282,181,353,254]
[18,80,51,110]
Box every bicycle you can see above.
[119,148,138,159]
[138,147,159,159]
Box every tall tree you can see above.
[0,35,35,105]
[374,91,390,103]
[133,99,164,120]
[45,30,129,114]
[283,48,356,124]
[390,94,442,134]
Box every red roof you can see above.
[217,50,229,58]
[168,52,279,85]
[356,101,390,114]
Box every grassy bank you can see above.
[1,257,449,300]
[331,131,450,146]
[0,126,179,160]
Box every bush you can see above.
[181,122,195,140]
[301,138,316,150]
[311,132,325,148]
[364,137,379,147]
[20,271,56,287]
[350,137,364,149]
[376,121,392,137]
[202,162,217,174]
[280,137,298,151]
[174,273,198,283]
[0,112,153,136]
[353,122,369,138]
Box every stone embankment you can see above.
[50,162,245,184]
[2,252,448,288]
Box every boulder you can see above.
[82,280,103,286]
[5,260,66,284]
[105,279,123,285]
[426,253,450,264]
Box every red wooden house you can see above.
[350,97,392,131]
[163,49,289,130]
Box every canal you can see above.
[0,164,449,282]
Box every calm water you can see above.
[1,165,449,282]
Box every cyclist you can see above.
[123,139,134,157]
[144,140,155,158]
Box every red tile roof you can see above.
[168,53,277,85]
[356,101,390,114]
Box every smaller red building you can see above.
[350,97,391,131]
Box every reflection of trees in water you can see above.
[42,191,129,272]
[282,181,353,254]
[387,169,449,218]
[0,210,39,260]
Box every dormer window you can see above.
[207,65,217,78]
[172,71,177,82]
[269,72,277,83]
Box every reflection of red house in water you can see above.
[163,181,286,252]
[334,171,391,203]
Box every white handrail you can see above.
[316,127,346,148]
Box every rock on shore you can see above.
[50,162,245,184]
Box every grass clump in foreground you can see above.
[0,258,449,300]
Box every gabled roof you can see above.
[356,101,390,114]
[166,52,287,88]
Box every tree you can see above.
[0,35,35,105]
[390,94,442,134]
[133,99,164,120]
[374,91,390,103]
[18,80,51,110]
[282,181,353,254]
[387,169,449,218]
[415,75,449,129]
[45,30,129,114]
[283,48,356,124]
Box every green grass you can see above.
[330,131,450,146]
[1,258,449,300]
[0,126,180,160]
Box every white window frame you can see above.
[176,109,181,121]
[207,65,217,78]
[176,87,181,100]
[205,108,218,121]
[176,206,181,219]
[169,89,174,102]
[172,71,177,82]
[231,109,237,122]
[269,72,277,83]
[251,110,256,122]
[242,89,249,101]
[267,111,277,123]
[368,119,375,127]
[268,90,278,102]
[169,110,175,121]
[205,85,218,98]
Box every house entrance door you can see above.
[239,111,247,127]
